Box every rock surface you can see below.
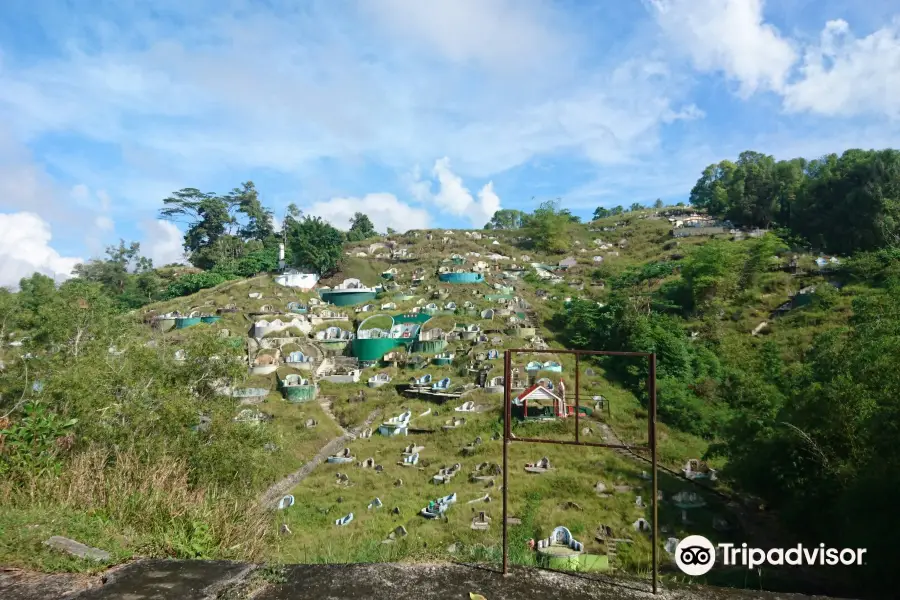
[1,560,856,600]
[43,537,110,562]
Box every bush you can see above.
[0,448,272,562]
[162,272,234,299]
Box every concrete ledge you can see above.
[2,560,857,600]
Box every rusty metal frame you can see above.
[501,348,659,594]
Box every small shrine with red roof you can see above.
[511,378,593,421]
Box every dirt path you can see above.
[258,407,381,509]
[318,396,348,435]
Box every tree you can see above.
[159,188,235,269]
[346,212,377,242]
[680,240,746,310]
[72,241,151,295]
[228,182,274,242]
[559,208,581,223]
[522,200,572,254]
[691,148,900,253]
[610,205,624,216]
[285,216,344,276]
[286,203,303,220]
[653,198,664,209]
[485,209,526,230]
[629,202,644,212]
[16,274,57,330]
[592,207,610,220]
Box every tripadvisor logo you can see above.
[675,535,868,575]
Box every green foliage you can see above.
[159,188,233,269]
[691,148,900,253]
[592,205,624,220]
[285,215,344,276]
[522,200,573,254]
[346,212,378,241]
[164,520,216,559]
[229,181,274,242]
[158,181,276,270]
[162,272,234,299]
[0,402,78,479]
[680,240,746,310]
[212,244,282,279]
[484,209,526,230]
[72,240,162,309]
[555,296,723,436]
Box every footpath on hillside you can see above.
[0,560,854,600]
[257,407,381,508]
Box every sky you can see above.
[1,0,900,288]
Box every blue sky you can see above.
[1,0,900,287]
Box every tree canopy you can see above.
[690,149,900,253]
[285,215,344,276]
[346,212,377,242]
[522,200,573,253]
[484,209,526,230]
[592,205,624,220]
[158,181,277,269]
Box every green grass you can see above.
[7,214,814,582]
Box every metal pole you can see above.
[574,353,580,443]
[649,353,658,594]
[502,349,511,575]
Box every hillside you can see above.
[2,205,898,598]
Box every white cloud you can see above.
[410,157,502,227]
[95,215,115,231]
[782,19,900,118]
[649,0,797,96]
[0,212,82,289]
[362,0,569,72]
[97,189,111,212]
[0,1,695,188]
[139,220,185,267]
[304,193,431,233]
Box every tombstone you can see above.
[585,368,595,376]
[635,496,644,508]
[665,538,680,555]
[471,511,491,531]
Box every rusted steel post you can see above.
[649,353,659,594]
[574,353,580,443]
[502,349,511,575]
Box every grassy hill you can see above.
[1,210,888,596]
